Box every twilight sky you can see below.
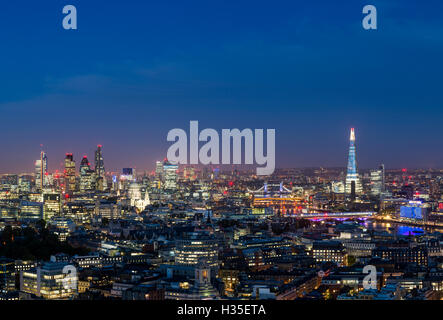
[0,0,442,173]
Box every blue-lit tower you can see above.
[345,128,362,195]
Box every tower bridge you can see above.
[249,181,374,219]
[248,182,305,215]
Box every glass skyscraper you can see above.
[345,128,362,195]
[35,151,48,191]
[94,145,107,191]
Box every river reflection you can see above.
[361,221,425,236]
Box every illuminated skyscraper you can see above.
[35,151,48,191]
[370,164,385,196]
[155,161,163,179]
[345,128,362,195]
[43,192,61,220]
[21,262,78,299]
[154,161,164,188]
[95,145,107,191]
[0,258,16,292]
[163,159,178,191]
[79,156,95,192]
[175,232,218,270]
[121,168,136,182]
[64,153,76,195]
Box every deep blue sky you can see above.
[0,0,442,173]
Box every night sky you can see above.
[0,0,442,173]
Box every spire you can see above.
[350,127,355,141]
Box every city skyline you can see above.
[1,0,443,172]
[1,126,441,175]
[2,0,443,307]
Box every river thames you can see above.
[362,220,443,236]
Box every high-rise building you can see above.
[34,159,42,189]
[19,201,43,220]
[345,128,362,195]
[400,201,428,221]
[43,192,61,220]
[95,145,105,177]
[95,145,107,191]
[48,216,76,241]
[64,153,76,195]
[20,262,78,299]
[155,161,164,186]
[312,241,346,266]
[370,164,385,196]
[94,199,120,220]
[35,151,48,191]
[79,156,95,192]
[175,232,219,270]
[18,176,32,193]
[0,258,16,292]
[121,168,136,182]
[163,160,178,191]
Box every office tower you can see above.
[312,241,346,266]
[0,175,18,191]
[112,175,118,192]
[331,181,345,193]
[95,145,105,177]
[94,199,120,220]
[141,174,150,187]
[20,262,78,299]
[41,152,49,187]
[19,200,43,220]
[373,247,428,266]
[121,168,136,182]
[0,258,16,292]
[155,161,164,180]
[430,179,441,199]
[163,159,178,191]
[43,192,61,220]
[175,232,219,270]
[95,145,107,191]
[79,156,95,192]
[48,216,76,241]
[379,163,385,191]
[400,202,428,221]
[370,164,385,196]
[35,160,41,190]
[18,176,32,193]
[154,161,164,189]
[345,128,362,195]
[35,151,48,191]
[212,167,220,180]
[64,153,76,195]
